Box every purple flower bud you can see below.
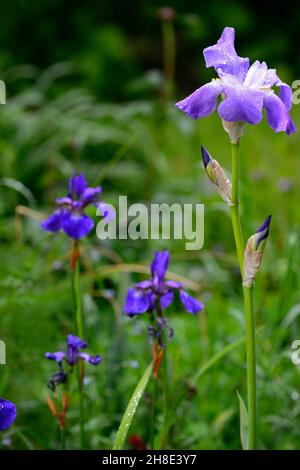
[243,215,272,288]
[201,146,233,206]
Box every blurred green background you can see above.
[0,0,300,450]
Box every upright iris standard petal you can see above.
[203,27,249,80]
[62,212,94,239]
[179,290,204,315]
[69,173,87,197]
[0,398,17,431]
[151,251,170,284]
[82,187,102,206]
[67,335,87,350]
[124,288,151,316]
[176,80,223,119]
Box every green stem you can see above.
[243,285,257,449]
[150,377,158,449]
[229,142,244,275]
[72,257,84,337]
[70,245,85,449]
[60,426,66,450]
[160,347,169,449]
[162,19,175,101]
[229,142,257,449]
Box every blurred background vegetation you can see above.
[0,0,300,450]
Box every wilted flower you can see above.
[45,334,102,368]
[47,365,68,392]
[124,251,203,316]
[0,398,16,431]
[243,215,272,288]
[148,317,174,348]
[176,27,296,136]
[41,173,112,239]
[201,145,232,205]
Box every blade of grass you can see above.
[113,363,152,450]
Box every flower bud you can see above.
[243,215,272,288]
[201,145,233,206]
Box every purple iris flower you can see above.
[124,251,204,316]
[176,27,296,135]
[45,334,102,367]
[0,398,16,431]
[41,173,112,240]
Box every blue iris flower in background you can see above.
[124,251,204,317]
[0,398,16,431]
[45,334,102,367]
[41,173,112,239]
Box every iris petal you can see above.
[0,398,17,430]
[62,212,94,239]
[45,351,66,363]
[218,85,264,124]
[160,289,174,310]
[78,352,102,365]
[176,80,223,119]
[179,290,204,315]
[124,288,151,316]
[263,92,291,133]
[69,173,87,197]
[41,209,65,233]
[203,27,249,80]
[151,251,170,283]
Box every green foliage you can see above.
[0,4,300,450]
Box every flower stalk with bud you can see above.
[177,26,289,449]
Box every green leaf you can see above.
[237,391,249,450]
[113,363,152,450]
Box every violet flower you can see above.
[41,173,112,239]
[0,398,16,431]
[176,27,296,135]
[124,251,204,316]
[45,334,102,367]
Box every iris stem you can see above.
[150,376,158,449]
[161,17,175,101]
[159,348,169,448]
[70,241,85,450]
[229,142,257,450]
[60,426,66,450]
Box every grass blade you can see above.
[113,363,152,450]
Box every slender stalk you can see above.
[60,426,66,450]
[229,142,244,274]
[161,17,175,101]
[70,242,85,449]
[150,377,158,449]
[159,347,169,449]
[229,142,257,449]
[243,285,257,449]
